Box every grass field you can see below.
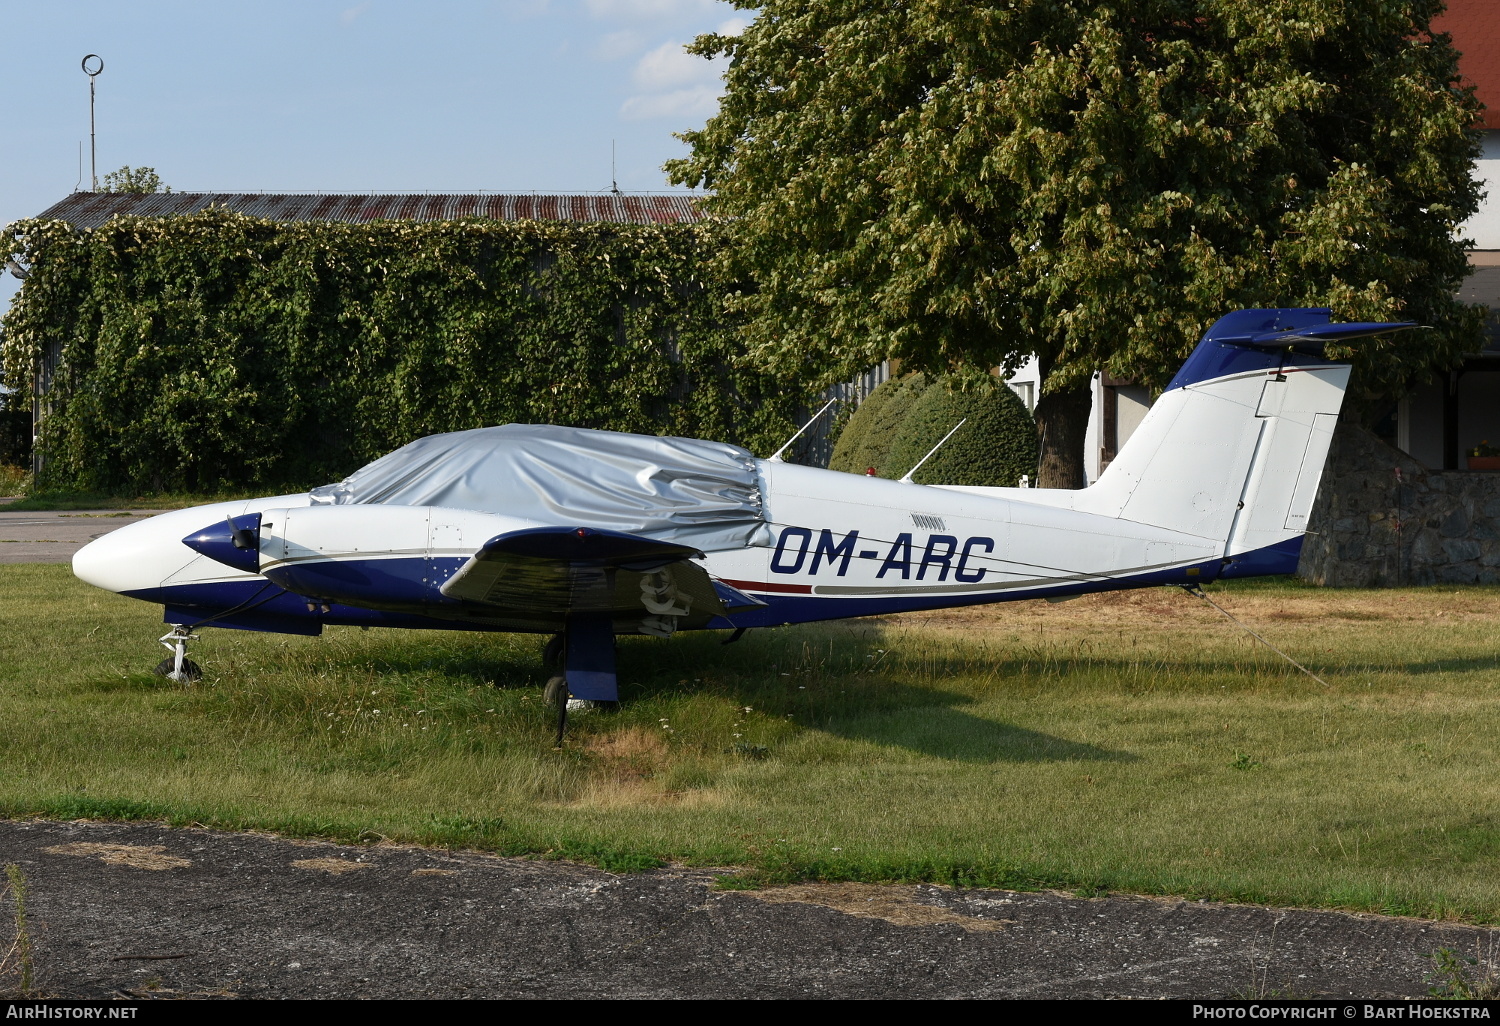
[0,467,24,498]
[0,488,261,511]
[3,563,1500,921]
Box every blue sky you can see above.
[0,0,744,289]
[0,0,746,305]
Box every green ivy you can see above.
[2,211,808,492]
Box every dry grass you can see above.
[744,882,1009,931]
[899,580,1469,629]
[42,842,191,871]
[290,858,371,875]
[570,726,725,808]
[0,467,26,499]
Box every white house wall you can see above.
[1001,360,1103,485]
[1463,130,1500,250]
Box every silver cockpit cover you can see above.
[309,424,770,552]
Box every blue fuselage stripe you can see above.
[132,538,1301,635]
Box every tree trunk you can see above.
[1033,378,1093,489]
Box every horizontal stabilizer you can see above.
[1221,321,1419,348]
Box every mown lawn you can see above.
[3,563,1500,920]
[1,488,263,511]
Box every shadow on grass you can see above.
[614,631,1136,764]
[307,632,549,690]
[818,697,1135,764]
[174,622,1135,764]
[1398,655,1500,676]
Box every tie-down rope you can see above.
[1181,584,1330,688]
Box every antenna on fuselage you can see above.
[767,398,838,463]
[898,418,966,483]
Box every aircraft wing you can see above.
[439,526,765,629]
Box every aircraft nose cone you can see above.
[73,526,155,594]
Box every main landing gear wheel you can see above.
[544,675,569,747]
[542,633,564,669]
[152,657,202,683]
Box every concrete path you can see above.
[0,819,1488,1000]
[0,508,159,564]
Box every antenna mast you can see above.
[611,140,620,196]
[82,55,103,192]
[767,398,838,463]
[899,419,967,483]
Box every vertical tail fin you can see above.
[1072,309,1415,575]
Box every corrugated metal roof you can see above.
[29,192,707,229]
[1435,0,1500,130]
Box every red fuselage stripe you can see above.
[721,577,811,595]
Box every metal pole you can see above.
[81,55,103,191]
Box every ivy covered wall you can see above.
[1,210,805,492]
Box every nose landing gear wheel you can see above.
[155,626,203,683]
[153,657,202,683]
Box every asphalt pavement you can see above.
[0,505,157,564]
[0,819,1489,1000]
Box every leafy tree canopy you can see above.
[101,166,170,194]
[669,0,1486,485]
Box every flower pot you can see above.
[1467,456,1500,470]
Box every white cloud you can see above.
[620,85,721,121]
[631,39,722,90]
[585,0,719,22]
[601,3,738,123]
[340,2,369,26]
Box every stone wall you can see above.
[1298,424,1500,586]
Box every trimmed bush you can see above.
[845,374,929,477]
[829,377,896,473]
[884,375,1037,486]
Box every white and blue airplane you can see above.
[73,308,1414,735]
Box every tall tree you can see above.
[101,166,170,194]
[668,0,1485,486]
